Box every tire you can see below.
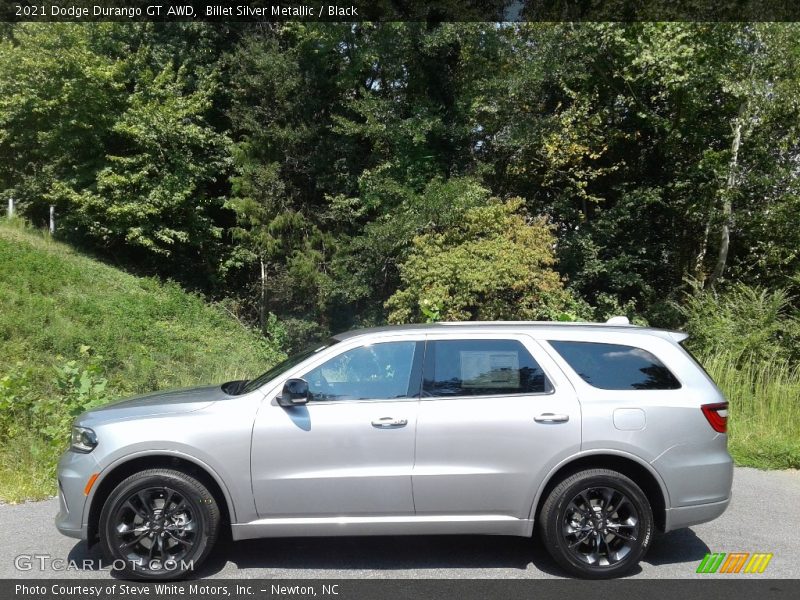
[538,468,653,579]
[99,468,220,580]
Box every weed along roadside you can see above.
[704,353,800,469]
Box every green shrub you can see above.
[0,348,112,499]
[676,282,800,468]
[677,281,800,365]
[42,346,109,448]
[386,199,591,324]
[0,364,36,441]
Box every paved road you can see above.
[1,467,797,579]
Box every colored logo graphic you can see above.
[696,552,773,574]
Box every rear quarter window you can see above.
[548,340,681,390]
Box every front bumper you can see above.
[54,450,100,541]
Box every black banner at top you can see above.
[5,0,800,22]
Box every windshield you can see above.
[239,340,337,395]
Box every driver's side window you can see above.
[302,341,420,401]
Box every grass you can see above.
[0,221,283,502]
[703,353,800,470]
[0,434,54,503]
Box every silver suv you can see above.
[56,319,732,579]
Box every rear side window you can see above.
[548,341,681,390]
[423,339,552,397]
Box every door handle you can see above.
[371,417,408,428]
[534,413,570,423]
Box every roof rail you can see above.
[605,316,631,325]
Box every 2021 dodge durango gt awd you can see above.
[56,320,733,579]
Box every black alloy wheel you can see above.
[99,469,220,579]
[562,486,640,567]
[539,468,654,578]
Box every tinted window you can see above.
[240,341,336,394]
[423,339,551,397]
[302,341,421,401]
[548,341,681,390]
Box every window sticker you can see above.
[460,350,520,389]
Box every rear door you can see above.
[411,333,581,519]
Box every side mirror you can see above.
[278,378,309,407]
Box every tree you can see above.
[386,198,587,323]
[62,62,231,283]
[5,21,800,345]
[0,23,241,288]
[0,24,125,223]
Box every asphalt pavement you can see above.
[1,467,797,579]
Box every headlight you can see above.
[70,426,97,453]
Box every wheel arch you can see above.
[530,451,670,532]
[85,451,236,544]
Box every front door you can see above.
[251,339,423,518]
[412,334,581,519]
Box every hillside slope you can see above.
[0,222,283,501]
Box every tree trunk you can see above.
[693,196,714,283]
[708,100,747,287]
[259,258,267,332]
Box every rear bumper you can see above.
[651,435,734,506]
[663,496,730,532]
[650,433,733,532]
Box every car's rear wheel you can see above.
[99,468,220,579]
[539,468,653,578]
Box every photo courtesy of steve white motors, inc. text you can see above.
[15,3,361,18]
[15,583,340,597]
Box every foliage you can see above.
[0,348,108,452]
[0,24,125,224]
[386,199,589,323]
[0,23,237,288]
[64,64,230,264]
[0,224,283,395]
[5,23,800,336]
[678,281,800,469]
[678,281,800,365]
[0,349,111,502]
[0,364,36,442]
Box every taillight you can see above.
[701,402,729,433]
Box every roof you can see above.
[331,320,688,343]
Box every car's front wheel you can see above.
[538,468,653,578]
[99,468,220,579]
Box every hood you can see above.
[77,384,231,425]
